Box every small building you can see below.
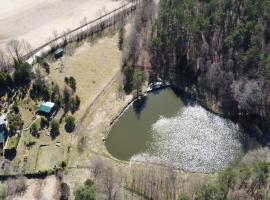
[0,115,7,145]
[54,48,64,59]
[38,102,56,117]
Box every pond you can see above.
[105,88,255,173]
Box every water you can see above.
[105,88,250,173]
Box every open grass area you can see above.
[48,33,122,122]
[66,77,133,177]
[19,100,38,129]
[5,134,20,150]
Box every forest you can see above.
[150,0,270,132]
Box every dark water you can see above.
[105,88,253,173]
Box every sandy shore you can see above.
[0,0,124,51]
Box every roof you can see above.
[54,48,64,55]
[0,115,7,125]
[39,102,55,113]
[0,126,4,143]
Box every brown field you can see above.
[0,0,125,50]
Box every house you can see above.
[54,48,64,59]
[0,115,7,145]
[38,102,56,117]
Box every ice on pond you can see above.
[131,105,244,173]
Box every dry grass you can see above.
[48,33,122,123]
[19,103,36,129]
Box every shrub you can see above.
[40,117,49,129]
[50,120,60,138]
[65,116,76,133]
[75,179,96,200]
[30,123,39,136]
[60,182,70,200]
[8,113,23,134]
[13,61,33,87]
[118,26,126,50]
[178,193,190,200]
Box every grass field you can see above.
[48,32,122,123]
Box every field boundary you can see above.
[23,0,141,63]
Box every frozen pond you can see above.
[105,88,252,173]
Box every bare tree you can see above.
[0,49,8,70]
[33,180,43,200]
[101,164,119,200]
[6,39,23,61]
[52,29,59,49]
[6,176,27,197]
[91,156,120,200]
[91,156,105,179]
[61,31,68,47]
[21,39,34,63]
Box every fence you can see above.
[24,0,141,62]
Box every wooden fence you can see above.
[23,0,141,62]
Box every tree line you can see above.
[150,0,270,118]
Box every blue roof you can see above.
[39,105,53,113]
[0,125,4,143]
[39,102,55,113]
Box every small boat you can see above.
[146,82,168,92]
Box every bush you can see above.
[30,123,39,136]
[65,116,76,133]
[40,117,49,129]
[8,113,24,134]
[12,103,19,114]
[123,65,134,94]
[60,182,70,200]
[178,193,190,200]
[118,26,126,50]
[13,61,33,87]
[70,95,80,113]
[75,179,96,200]
[47,169,55,175]
[25,140,36,147]
[64,76,76,92]
[50,120,60,138]
[5,134,20,150]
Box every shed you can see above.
[0,115,7,144]
[54,48,64,59]
[0,127,4,144]
[38,102,55,116]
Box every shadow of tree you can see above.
[133,95,148,119]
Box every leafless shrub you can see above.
[6,176,27,197]
[77,135,87,153]
[91,156,120,200]
[33,180,43,200]
[231,77,263,114]
[21,39,33,62]
[59,182,70,200]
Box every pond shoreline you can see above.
[105,84,171,139]
[105,86,248,173]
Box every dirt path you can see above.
[75,71,121,132]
